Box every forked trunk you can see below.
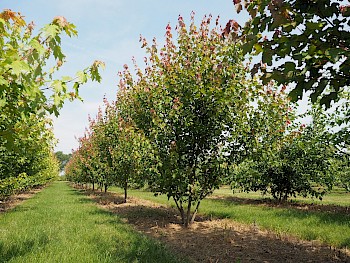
[184,197,192,227]
[173,197,185,225]
[174,197,201,227]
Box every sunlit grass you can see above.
[0,181,186,263]
[214,185,350,207]
[110,186,350,248]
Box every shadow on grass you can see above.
[207,197,350,229]
[80,189,349,263]
[211,196,350,215]
[69,185,186,263]
[0,234,49,262]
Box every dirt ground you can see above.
[0,187,43,213]
[3,185,348,262]
[84,189,350,263]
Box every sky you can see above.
[1,1,249,153]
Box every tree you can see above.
[231,0,350,107]
[0,9,104,149]
[232,103,336,201]
[119,14,259,226]
[99,100,152,202]
[230,1,350,191]
[0,9,103,196]
[55,151,72,172]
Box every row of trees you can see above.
[0,10,103,199]
[65,14,346,226]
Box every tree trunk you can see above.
[92,182,95,191]
[174,197,185,225]
[124,179,128,203]
[184,197,192,227]
[190,200,201,225]
[104,184,108,193]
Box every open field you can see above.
[0,182,184,263]
[110,186,350,248]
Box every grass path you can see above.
[111,187,350,248]
[0,182,184,263]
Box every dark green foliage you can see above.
[232,107,336,201]
[55,151,72,172]
[235,0,350,107]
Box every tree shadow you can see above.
[0,234,49,262]
[79,189,350,263]
[108,203,350,263]
[71,187,186,263]
[208,196,350,230]
[211,195,350,215]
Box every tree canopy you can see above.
[232,0,350,107]
[0,9,103,198]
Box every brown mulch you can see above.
[80,189,350,263]
[0,187,44,213]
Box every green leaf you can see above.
[76,71,88,83]
[0,75,9,86]
[29,39,45,55]
[253,43,263,54]
[0,98,6,108]
[54,94,61,106]
[52,80,63,93]
[42,24,59,38]
[9,60,31,75]
[61,76,72,82]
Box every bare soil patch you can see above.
[0,186,44,213]
[79,188,350,263]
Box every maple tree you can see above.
[0,9,103,197]
[0,9,104,148]
[233,100,336,201]
[232,0,350,107]
[230,0,350,191]
[117,14,261,226]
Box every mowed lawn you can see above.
[0,182,185,263]
[111,186,350,248]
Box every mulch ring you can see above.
[0,186,44,213]
[79,189,350,263]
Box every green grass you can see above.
[111,186,350,248]
[0,181,186,263]
[214,186,350,207]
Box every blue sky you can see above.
[1,1,249,153]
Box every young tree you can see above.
[233,102,336,201]
[119,14,259,226]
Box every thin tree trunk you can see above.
[190,200,201,225]
[185,196,192,227]
[124,179,128,203]
[174,197,185,225]
[92,182,95,191]
[104,184,108,193]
